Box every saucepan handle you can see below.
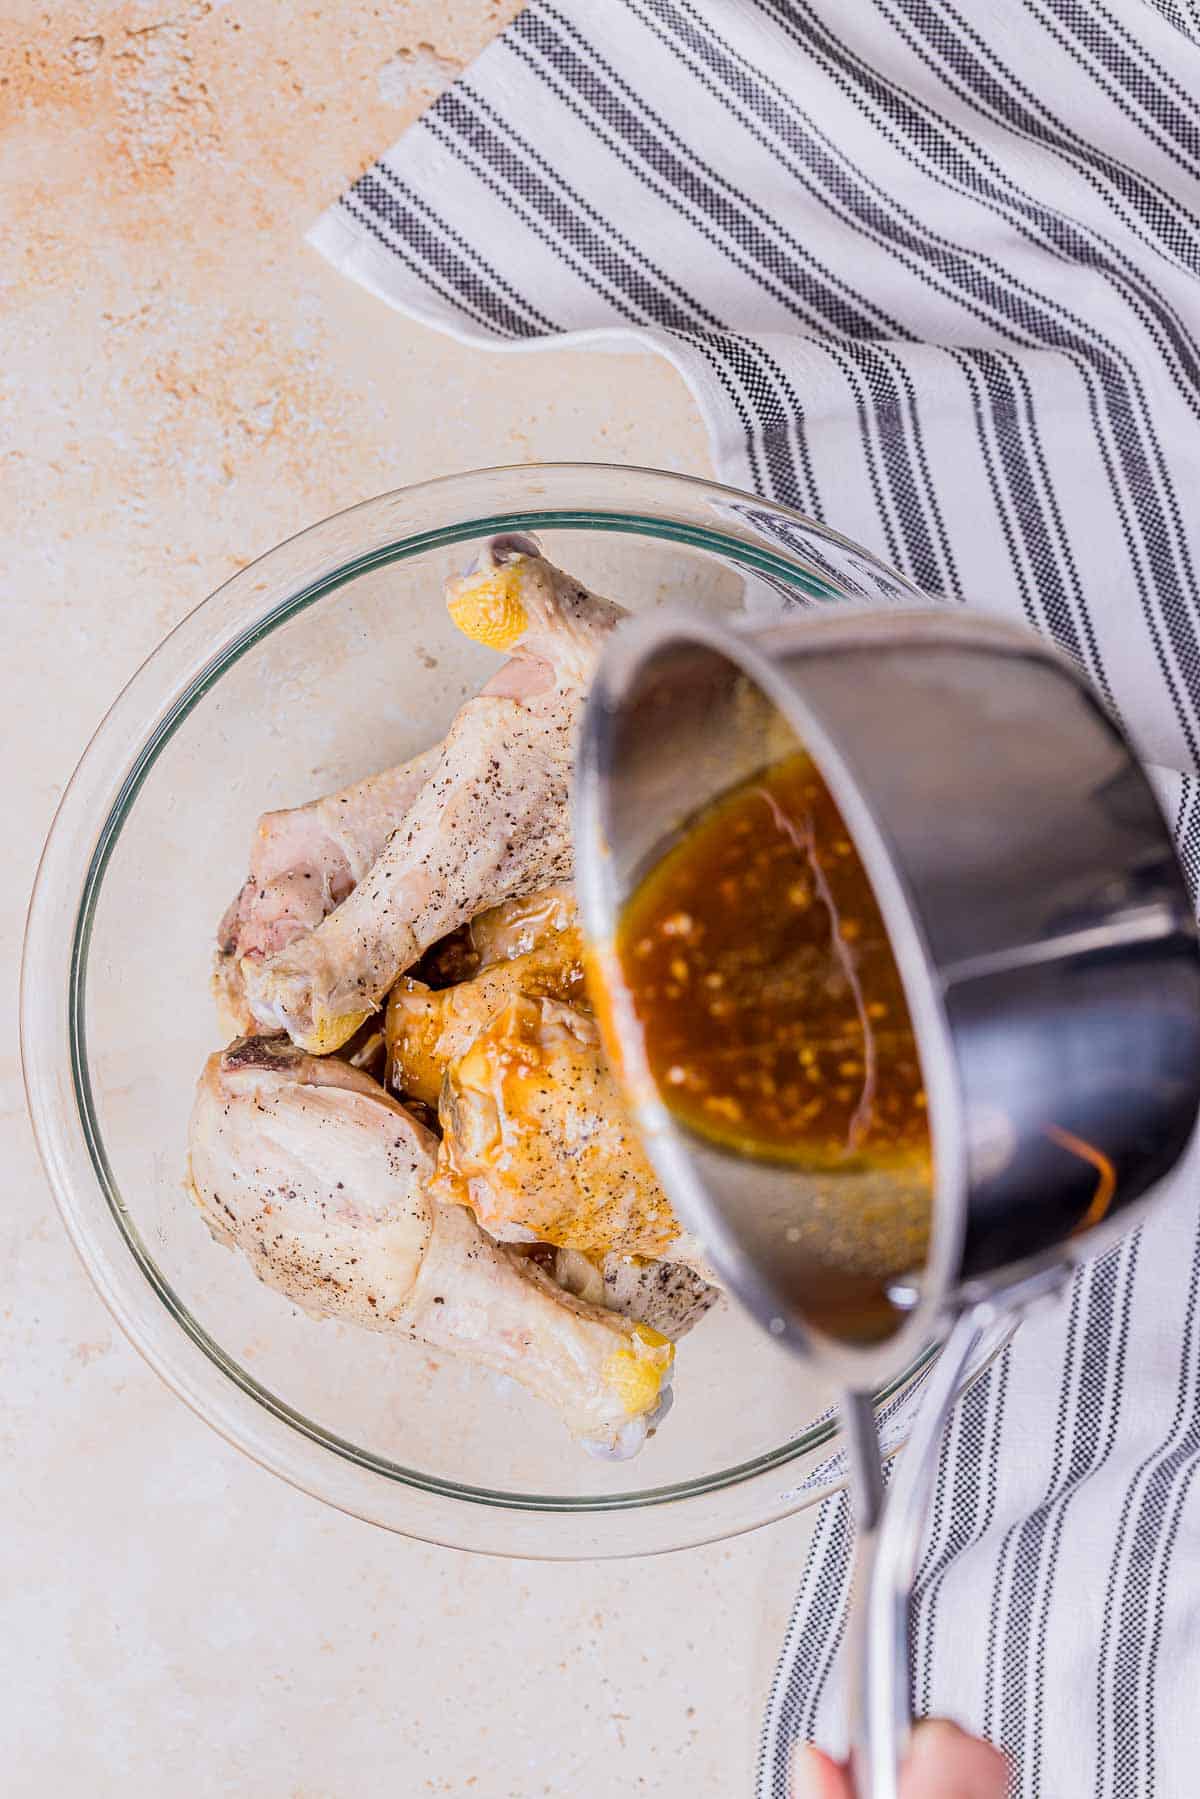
[843,1306,992,1799]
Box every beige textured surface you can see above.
[3,5,817,1795]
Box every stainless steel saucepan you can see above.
[574,604,1200,1799]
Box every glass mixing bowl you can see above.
[23,463,948,1557]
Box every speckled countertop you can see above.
[3,6,818,1793]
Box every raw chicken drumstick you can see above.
[187,1036,674,1457]
[215,750,439,1036]
[239,539,626,1053]
[434,995,693,1263]
[386,896,720,1315]
[387,937,695,1261]
[215,539,594,1033]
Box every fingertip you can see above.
[905,1719,1009,1795]
[791,1743,851,1799]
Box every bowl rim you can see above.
[22,460,990,1555]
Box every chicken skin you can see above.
[239,541,625,1054]
[386,929,587,1106]
[434,995,693,1264]
[187,1036,674,1456]
[389,901,716,1306]
[215,749,440,1036]
[467,886,577,970]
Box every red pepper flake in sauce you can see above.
[614,750,933,1343]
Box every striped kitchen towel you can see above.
[311,3,1200,1793]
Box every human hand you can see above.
[793,1719,1008,1797]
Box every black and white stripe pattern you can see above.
[311,4,1200,1789]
